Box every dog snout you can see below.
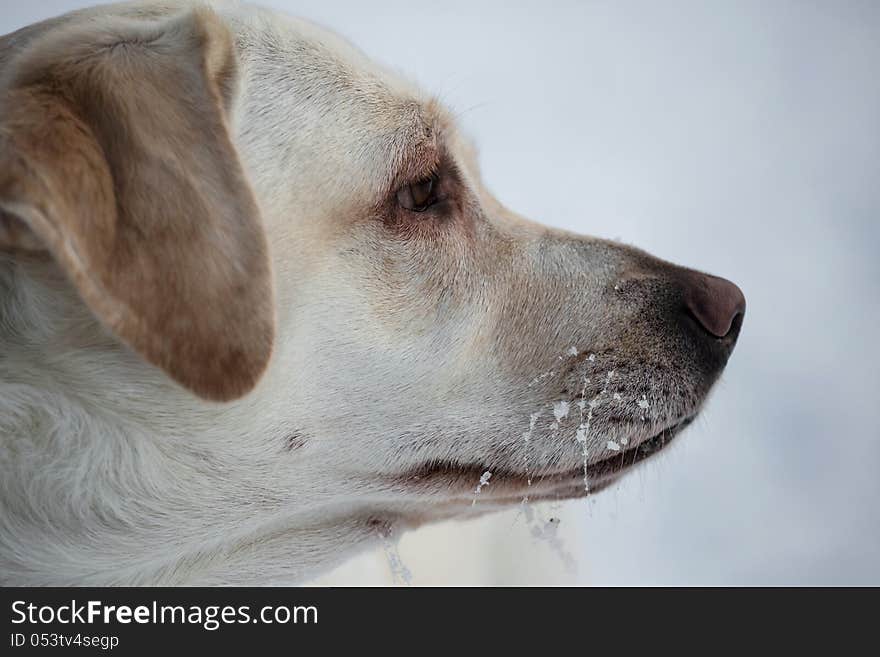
[612,253,746,366]
[680,271,746,341]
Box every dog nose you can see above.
[682,272,746,338]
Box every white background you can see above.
[4,0,879,584]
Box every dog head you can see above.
[0,2,744,582]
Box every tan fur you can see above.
[0,8,273,401]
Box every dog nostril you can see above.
[683,273,746,338]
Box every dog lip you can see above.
[400,415,695,491]
[584,415,694,479]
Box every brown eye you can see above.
[396,176,437,212]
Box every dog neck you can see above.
[0,256,379,584]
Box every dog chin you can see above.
[400,414,695,511]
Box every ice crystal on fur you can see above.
[522,411,541,486]
[576,369,616,493]
[381,534,412,586]
[553,400,570,422]
[471,470,493,505]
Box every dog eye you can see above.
[396,176,438,212]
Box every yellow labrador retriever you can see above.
[0,1,745,584]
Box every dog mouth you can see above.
[399,415,695,502]
[584,415,694,480]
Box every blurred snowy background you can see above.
[5,0,878,585]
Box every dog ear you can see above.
[0,8,274,401]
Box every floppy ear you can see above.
[0,8,274,401]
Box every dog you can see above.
[0,0,745,585]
